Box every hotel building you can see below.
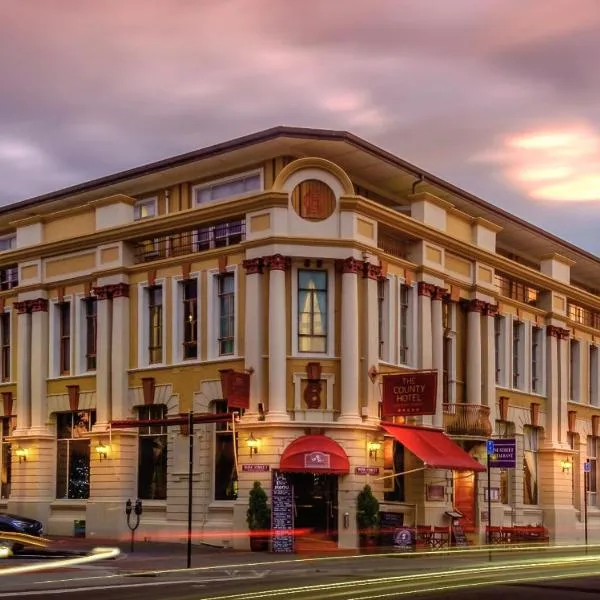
[0,126,597,549]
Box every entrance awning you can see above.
[279,435,350,474]
[381,424,486,472]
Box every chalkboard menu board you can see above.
[271,471,294,553]
[452,524,468,547]
[379,511,405,547]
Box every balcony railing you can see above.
[378,228,412,261]
[133,219,245,264]
[494,272,540,305]
[443,403,492,438]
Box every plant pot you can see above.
[250,535,269,552]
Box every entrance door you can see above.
[291,473,338,541]
[454,472,476,531]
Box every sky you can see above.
[2,0,600,252]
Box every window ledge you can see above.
[47,374,95,382]
[290,353,338,360]
[208,501,236,510]
[51,499,88,509]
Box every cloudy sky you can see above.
[2,0,600,251]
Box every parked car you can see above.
[0,513,44,554]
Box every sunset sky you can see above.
[2,1,600,251]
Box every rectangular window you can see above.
[377,278,389,361]
[84,298,97,372]
[56,410,95,499]
[298,270,328,353]
[196,220,245,251]
[59,302,71,375]
[217,273,235,356]
[0,417,13,499]
[399,283,410,364]
[512,321,522,389]
[0,235,16,252]
[134,197,157,220]
[214,400,238,501]
[497,421,513,505]
[383,441,405,502]
[195,172,261,205]
[137,405,167,500]
[570,339,581,401]
[0,266,18,291]
[148,286,163,364]
[531,326,542,393]
[568,433,577,506]
[587,436,598,508]
[0,312,10,382]
[182,279,199,360]
[591,345,599,405]
[523,426,539,505]
[442,301,455,404]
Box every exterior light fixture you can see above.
[560,458,572,473]
[95,442,110,461]
[368,440,382,460]
[247,433,259,456]
[15,447,28,463]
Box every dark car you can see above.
[0,513,44,553]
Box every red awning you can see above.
[381,423,486,472]
[279,435,350,474]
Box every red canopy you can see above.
[381,423,486,472]
[279,435,350,474]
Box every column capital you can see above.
[30,298,48,312]
[362,261,381,280]
[483,303,499,317]
[242,258,264,275]
[337,257,363,275]
[431,286,447,301]
[547,325,570,339]
[417,282,436,297]
[465,298,487,313]
[92,285,111,300]
[110,283,130,298]
[14,301,30,314]
[265,254,290,271]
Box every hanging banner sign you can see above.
[488,439,516,468]
[381,371,437,417]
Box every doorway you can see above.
[453,471,476,531]
[290,473,339,542]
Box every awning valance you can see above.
[381,423,486,472]
[279,435,350,474]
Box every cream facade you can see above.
[0,127,598,548]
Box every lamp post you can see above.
[125,498,143,553]
[584,459,590,553]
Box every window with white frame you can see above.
[378,277,390,361]
[217,273,235,356]
[531,325,543,394]
[180,278,199,360]
[587,436,598,508]
[58,301,71,376]
[134,197,157,220]
[494,315,505,385]
[399,282,411,365]
[523,426,539,505]
[56,410,96,499]
[442,301,456,404]
[213,400,237,501]
[0,416,14,499]
[82,297,97,372]
[0,235,16,252]
[512,320,524,389]
[0,266,18,291]
[570,339,581,401]
[0,311,10,382]
[591,344,599,406]
[137,405,167,500]
[148,286,163,364]
[194,171,262,206]
[298,269,328,353]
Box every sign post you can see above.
[584,459,591,552]
[486,440,494,548]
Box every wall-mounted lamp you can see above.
[15,447,28,463]
[95,442,110,461]
[560,458,572,473]
[368,440,382,460]
[246,433,260,456]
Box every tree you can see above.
[356,484,380,535]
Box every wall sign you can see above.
[355,466,380,476]
[271,471,294,553]
[304,451,331,469]
[488,439,516,468]
[381,371,437,417]
[241,464,270,472]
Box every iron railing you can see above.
[443,403,492,438]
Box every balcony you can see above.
[443,403,492,438]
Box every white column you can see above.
[15,303,32,432]
[93,286,112,426]
[243,259,264,416]
[558,328,570,446]
[30,298,49,432]
[431,288,444,428]
[339,258,361,423]
[483,305,498,425]
[545,326,560,445]
[111,283,130,421]
[466,300,484,405]
[266,255,289,421]
[364,263,380,420]
[417,283,433,370]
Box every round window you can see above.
[291,179,336,221]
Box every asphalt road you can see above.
[3,548,600,600]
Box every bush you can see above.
[356,484,380,532]
[246,481,270,531]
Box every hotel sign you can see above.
[219,369,250,409]
[381,371,437,417]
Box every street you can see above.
[3,545,600,599]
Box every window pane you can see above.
[138,435,167,500]
[215,432,237,500]
[68,440,91,499]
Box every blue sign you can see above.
[488,439,517,468]
[585,461,592,473]
[486,440,495,455]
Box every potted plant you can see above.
[247,481,271,551]
[356,484,380,550]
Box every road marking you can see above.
[2,580,205,597]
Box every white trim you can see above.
[378,276,393,363]
[409,282,418,367]
[445,302,457,404]
[510,317,525,391]
[530,324,545,396]
[206,266,239,361]
[0,306,12,383]
[292,371,336,422]
[171,272,201,364]
[75,293,85,375]
[192,169,264,208]
[48,295,75,378]
[134,196,158,220]
[290,262,335,358]
[137,279,168,368]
